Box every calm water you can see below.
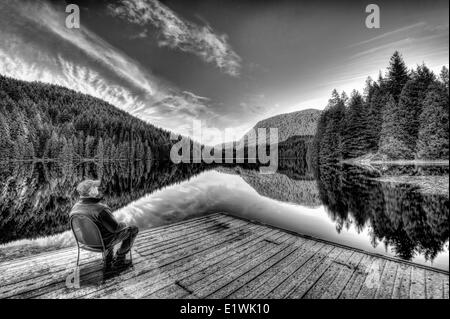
[0,161,448,270]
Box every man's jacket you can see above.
[69,197,121,244]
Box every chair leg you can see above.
[129,249,133,264]
[102,252,106,268]
[76,246,80,267]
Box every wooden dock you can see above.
[0,213,448,299]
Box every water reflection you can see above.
[316,164,449,268]
[0,161,448,270]
[0,161,206,245]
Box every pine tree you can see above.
[43,131,61,159]
[84,136,95,159]
[23,139,35,160]
[342,90,370,158]
[396,65,436,151]
[440,66,449,94]
[78,132,85,158]
[412,64,436,101]
[378,96,412,159]
[0,116,13,160]
[386,51,410,102]
[416,84,449,159]
[363,77,374,101]
[96,137,104,162]
[366,81,388,152]
[317,90,346,163]
[59,137,73,162]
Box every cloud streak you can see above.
[22,0,157,98]
[0,0,245,144]
[0,46,149,113]
[109,0,242,76]
[348,22,427,48]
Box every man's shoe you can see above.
[104,260,115,272]
[112,254,132,270]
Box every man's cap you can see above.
[76,179,101,197]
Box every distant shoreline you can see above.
[341,155,449,196]
[342,156,449,166]
[0,158,153,164]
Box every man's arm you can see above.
[99,206,124,234]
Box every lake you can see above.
[0,160,448,271]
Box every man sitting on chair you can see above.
[70,179,139,269]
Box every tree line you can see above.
[0,75,174,162]
[314,52,449,164]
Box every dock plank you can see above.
[321,252,365,299]
[391,263,412,299]
[229,239,317,299]
[39,223,263,299]
[176,229,284,290]
[185,233,295,298]
[301,249,354,299]
[444,276,449,299]
[1,219,248,298]
[93,226,279,299]
[410,267,427,299]
[0,213,226,273]
[425,270,445,299]
[0,213,447,299]
[338,255,374,299]
[207,238,307,298]
[356,258,387,299]
[267,245,338,299]
[375,260,399,299]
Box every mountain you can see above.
[223,109,321,167]
[0,75,174,162]
[242,108,321,144]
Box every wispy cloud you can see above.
[348,22,427,48]
[348,21,449,60]
[108,0,242,77]
[21,1,156,97]
[0,46,149,113]
[0,0,245,144]
[349,33,448,60]
[0,0,158,111]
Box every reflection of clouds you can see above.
[0,230,76,259]
[113,171,251,229]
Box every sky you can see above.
[0,0,448,145]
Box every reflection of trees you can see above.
[368,163,449,177]
[221,167,321,208]
[278,136,316,180]
[316,164,449,261]
[0,161,207,244]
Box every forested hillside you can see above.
[314,52,449,164]
[0,75,173,162]
[243,109,321,145]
